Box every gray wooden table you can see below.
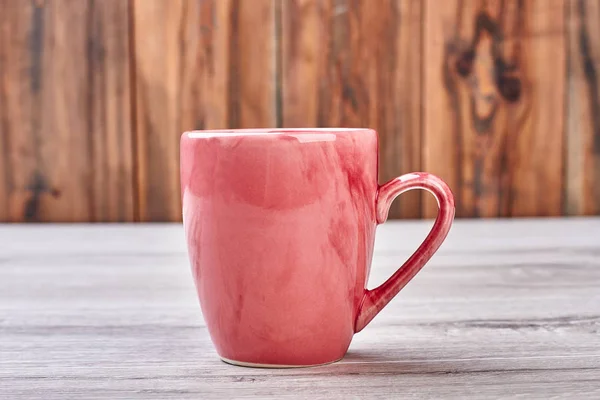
[1,219,599,399]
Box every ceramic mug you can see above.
[180,128,455,367]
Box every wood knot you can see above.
[24,172,60,221]
[496,74,521,103]
[456,50,475,77]
[453,10,522,104]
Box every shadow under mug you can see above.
[180,128,455,367]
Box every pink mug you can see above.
[180,128,455,367]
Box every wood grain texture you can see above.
[423,0,566,219]
[1,1,599,222]
[566,0,600,216]
[281,0,422,219]
[0,0,134,222]
[1,219,599,399]
[133,0,277,222]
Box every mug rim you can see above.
[183,128,374,139]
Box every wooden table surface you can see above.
[1,219,599,399]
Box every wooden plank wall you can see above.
[0,0,133,222]
[0,0,599,222]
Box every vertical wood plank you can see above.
[511,0,565,217]
[0,0,12,221]
[0,0,37,222]
[0,0,134,222]
[281,0,423,219]
[566,0,600,216]
[423,0,566,218]
[133,0,277,222]
[133,0,198,223]
[90,0,135,222]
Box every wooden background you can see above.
[0,0,598,222]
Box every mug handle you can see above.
[354,172,455,332]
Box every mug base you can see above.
[220,356,343,368]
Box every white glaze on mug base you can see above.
[220,356,342,369]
